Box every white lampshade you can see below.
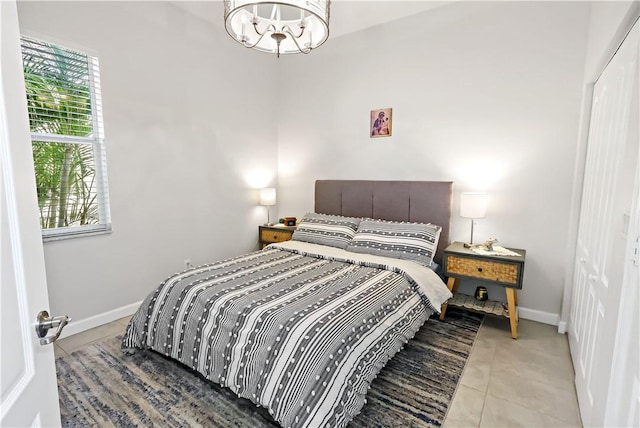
[259,187,276,206]
[460,192,488,219]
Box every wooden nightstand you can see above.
[259,224,297,249]
[439,241,526,339]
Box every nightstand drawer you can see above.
[445,254,520,286]
[260,229,293,244]
[258,225,297,249]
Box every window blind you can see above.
[21,36,111,239]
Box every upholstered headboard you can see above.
[315,180,453,265]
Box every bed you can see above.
[123,180,453,428]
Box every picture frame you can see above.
[370,108,392,138]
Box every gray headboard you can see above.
[315,180,453,265]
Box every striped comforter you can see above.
[123,241,451,428]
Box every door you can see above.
[603,32,640,426]
[603,145,640,427]
[569,20,639,427]
[0,1,62,426]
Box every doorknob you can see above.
[35,310,71,345]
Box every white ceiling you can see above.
[172,1,451,39]
[330,1,450,38]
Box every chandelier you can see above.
[224,1,331,57]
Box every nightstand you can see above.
[439,241,526,339]
[259,224,297,249]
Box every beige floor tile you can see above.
[487,360,581,425]
[460,359,493,394]
[460,340,496,393]
[481,394,579,427]
[477,317,564,343]
[56,321,125,354]
[116,315,133,326]
[491,337,574,383]
[512,322,571,358]
[444,384,485,428]
[53,343,68,359]
[478,316,512,336]
[443,317,581,428]
[516,318,565,339]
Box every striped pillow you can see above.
[291,213,361,249]
[346,219,442,266]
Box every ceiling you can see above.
[172,1,451,39]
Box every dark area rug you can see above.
[56,309,482,428]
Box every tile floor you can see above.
[55,314,582,427]
[54,315,132,358]
[444,317,582,428]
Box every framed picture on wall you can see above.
[370,108,392,138]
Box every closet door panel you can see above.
[569,20,639,427]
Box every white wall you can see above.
[17,1,279,330]
[277,1,591,320]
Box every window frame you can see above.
[21,36,111,241]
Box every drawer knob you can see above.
[273,235,278,239]
[477,267,483,272]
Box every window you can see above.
[21,36,111,240]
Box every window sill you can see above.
[42,225,112,243]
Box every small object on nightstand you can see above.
[483,238,498,251]
[464,238,498,251]
[475,286,488,301]
[284,217,297,226]
[502,302,509,315]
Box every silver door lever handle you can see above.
[35,310,71,345]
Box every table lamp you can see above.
[460,192,488,246]
[259,187,276,226]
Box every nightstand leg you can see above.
[506,288,518,339]
[439,277,459,320]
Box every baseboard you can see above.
[557,320,568,334]
[518,306,560,327]
[60,301,142,338]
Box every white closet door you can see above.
[569,20,639,427]
[603,140,639,428]
[603,21,640,426]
